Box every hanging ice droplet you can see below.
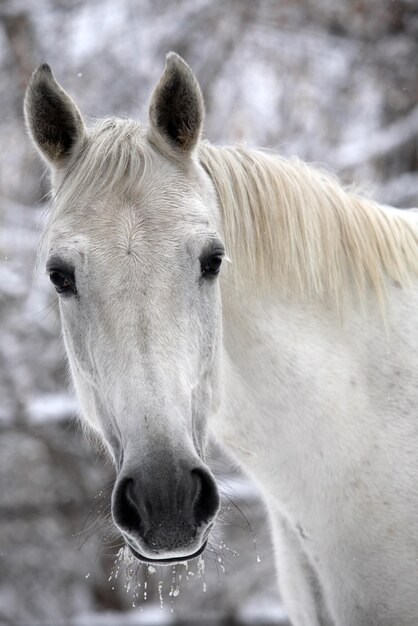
[197,554,205,577]
[169,564,178,598]
[158,580,164,609]
[147,565,156,574]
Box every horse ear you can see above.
[148,52,204,156]
[24,64,86,167]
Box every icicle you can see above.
[197,555,207,593]
[158,580,164,609]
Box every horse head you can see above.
[25,54,223,563]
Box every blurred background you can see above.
[1,1,418,625]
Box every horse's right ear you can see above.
[24,64,86,167]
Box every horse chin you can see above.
[126,540,208,565]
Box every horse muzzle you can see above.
[111,460,220,563]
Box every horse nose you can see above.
[111,464,220,557]
[191,467,221,525]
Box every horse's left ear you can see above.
[148,52,204,156]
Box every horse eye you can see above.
[201,255,223,278]
[49,270,76,295]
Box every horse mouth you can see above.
[126,540,208,564]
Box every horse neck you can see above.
[214,280,407,513]
[216,287,333,457]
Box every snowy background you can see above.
[1,1,418,625]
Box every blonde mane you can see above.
[199,143,418,309]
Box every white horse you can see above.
[24,54,418,625]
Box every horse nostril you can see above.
[191,467,220,525]
[113,476,142,532]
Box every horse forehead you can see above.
[46,158,216,269]
[109,207,209,265]
[50,191,210,253]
